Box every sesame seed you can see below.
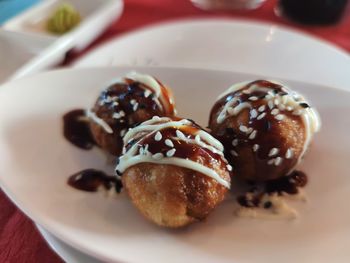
[232,139,238,146]
[133,102,139,111]
[250,109,258,118]
[286,106,294,111]
[293,109,303,116]
[253,144,259,152]
[271,108,279,115]
[227,107,235,115]
[152,116,160,121]
[120,119,125,123]
[268,91,275,97]
[268,100,274,109]
[268,148,279,157]
[154,131,162,141]
[195,134,201,143]
[275,114,285,121]
[281,95,287,104]
[285,149,294,159]
[165,139,174,147]
[230,150,238,157]
[242,89,251,94]
[152,153,163,160]
[144,90,152,98]
[104,96,113,103]
[130,99,136,105]
[278,104,286,111]
[258,105,266,112]
[249,96,258,101]
[268,159,275,165]
[226,164,233,171]
[112,101,119,107]
[120,129,127,137]
[274,98,280,105]
[249,130,257,140]
[239,125,249,133]
[166,148,176,157]
[293,94,301,101]
[265,94,273,100]
[257,112,266,120]
[176,130,186,139]
[112,111,125,119]
[274,157,283,166]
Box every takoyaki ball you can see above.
[88,72,176,156]
[116,116,232,228]
[209,80,320,182]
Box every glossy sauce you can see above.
[63,109,96,149]
[209,80,320,181]
[92,75,176,140]
[68,169,122,193]
[117,117,231,188]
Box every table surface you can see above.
[1,0,349,262]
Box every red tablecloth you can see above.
[1,0,349,262]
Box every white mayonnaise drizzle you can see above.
[116,116,230,188]
[86,110,113,134]
[215,80,321,167]
[125,71,174,113]
[126,71,161,97]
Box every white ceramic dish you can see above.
[0,29,54,83]
[0,0,123,83]
[74,18,350,90]
[1,67,349,263]
[3,0,123,51]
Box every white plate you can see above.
[1,67,350,263]
[73,18,350,90]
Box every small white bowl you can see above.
[1,0,123,83]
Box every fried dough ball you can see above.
[209,80,320,182]
[89,72,176,156]
[117,117,232,227]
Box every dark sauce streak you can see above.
[63,109,96,150]
[68,169,122,193]
[265,170,307,194]
[237,170,308,208]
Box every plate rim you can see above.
[73,17,350,68]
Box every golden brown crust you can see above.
[122,160,230,228]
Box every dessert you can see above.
[209,80,320,182]
[88,72,176,155]
[116,116,232,227]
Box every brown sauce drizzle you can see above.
[209,80,307,181]
[63,109,96,150]
[68,169,122,193]
[121,120,229,175]
[237,170,307,208]
[92,79,175,140]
